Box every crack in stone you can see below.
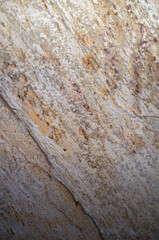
[0,91,104,240]
[133,112,159,119]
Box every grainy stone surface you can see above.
[0,0,159,239]
[0,96,101,240]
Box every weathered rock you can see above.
[0,96,101,240]
[0,0,159,239]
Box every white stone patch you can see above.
[92,0,98,4]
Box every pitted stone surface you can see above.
[0,0,159,239]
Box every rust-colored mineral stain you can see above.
[53,127,62,143]
[25,17,31,27]
[82,54,99,71]
[79,128,88,140]
[41,0,48,10]
[97,89,110,98]
[26,107,51,136]
[45,218,52,227]
[130,133,146,150]
[55,217,60,224]
[87,160,98,169]
[0,28,4,36]
[17,0,23,5]
[7,26,11,36]
[55,22,61,32]
[74,29,86,45]
[153,132,159,149]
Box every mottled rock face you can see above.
[0,0,159,239]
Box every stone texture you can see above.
[0,97,101,240]
[0,0,159,239]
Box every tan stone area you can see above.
[0,0,159,239]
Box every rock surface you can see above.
[0,0,159,239]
